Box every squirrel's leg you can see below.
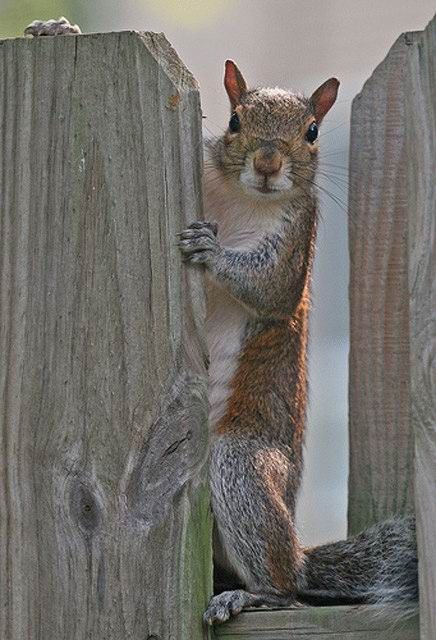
[204,438,304,625]
[24,17,81,36]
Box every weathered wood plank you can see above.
[213,606,419,640]
[0,32,211,639]
[348,14,435,636]
[405,16,436,640]
[347,31,420,534]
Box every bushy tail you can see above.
[297,516,418,611]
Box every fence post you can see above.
[405,17,436,639]
[348,14,435,638]
[347,31,417,535]
[0,31,211,639]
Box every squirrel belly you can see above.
[204,156,288,430]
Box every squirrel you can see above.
[177,62,418,624]
[26,17,418,626]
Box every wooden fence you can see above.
[0,15,434,640]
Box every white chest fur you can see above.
[204,162,284,427]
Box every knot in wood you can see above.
[70,480,101,536]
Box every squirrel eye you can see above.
[305,122,318,143]
[229,112,240,133]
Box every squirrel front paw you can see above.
[24,17,81,36]
[177,221,220,266]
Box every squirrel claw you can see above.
[177,220,220,266]
[186,220,218,236]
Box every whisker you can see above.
[319,121,348,137]
[318,174,349,197]
[290,170,348,212]
[318,171,349,183]
[318,149,348,158]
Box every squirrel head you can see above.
[214,60,339,202]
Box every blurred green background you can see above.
[1,1,73,37]
[1,0,434,545]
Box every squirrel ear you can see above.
[224,60,248,109]
[310,78,340,123]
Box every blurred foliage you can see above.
[0,0,78,38]
[147,0,230,28]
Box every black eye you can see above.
[305,122,318,143]
[229,112,240,133]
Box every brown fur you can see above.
[217,302,309,442]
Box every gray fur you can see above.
[299,516,418,611]
[179,210,316,319]
[210,436,304,592]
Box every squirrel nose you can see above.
[253,148,283,177]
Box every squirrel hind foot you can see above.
[203,589,294,625]
[24,17,81,37]
[203,590,247,625]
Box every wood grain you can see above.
[213,605,419,640]
[348,15,435,637]
[0,32,211,639]
[405,16,436,640]
[347,32,420,534]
